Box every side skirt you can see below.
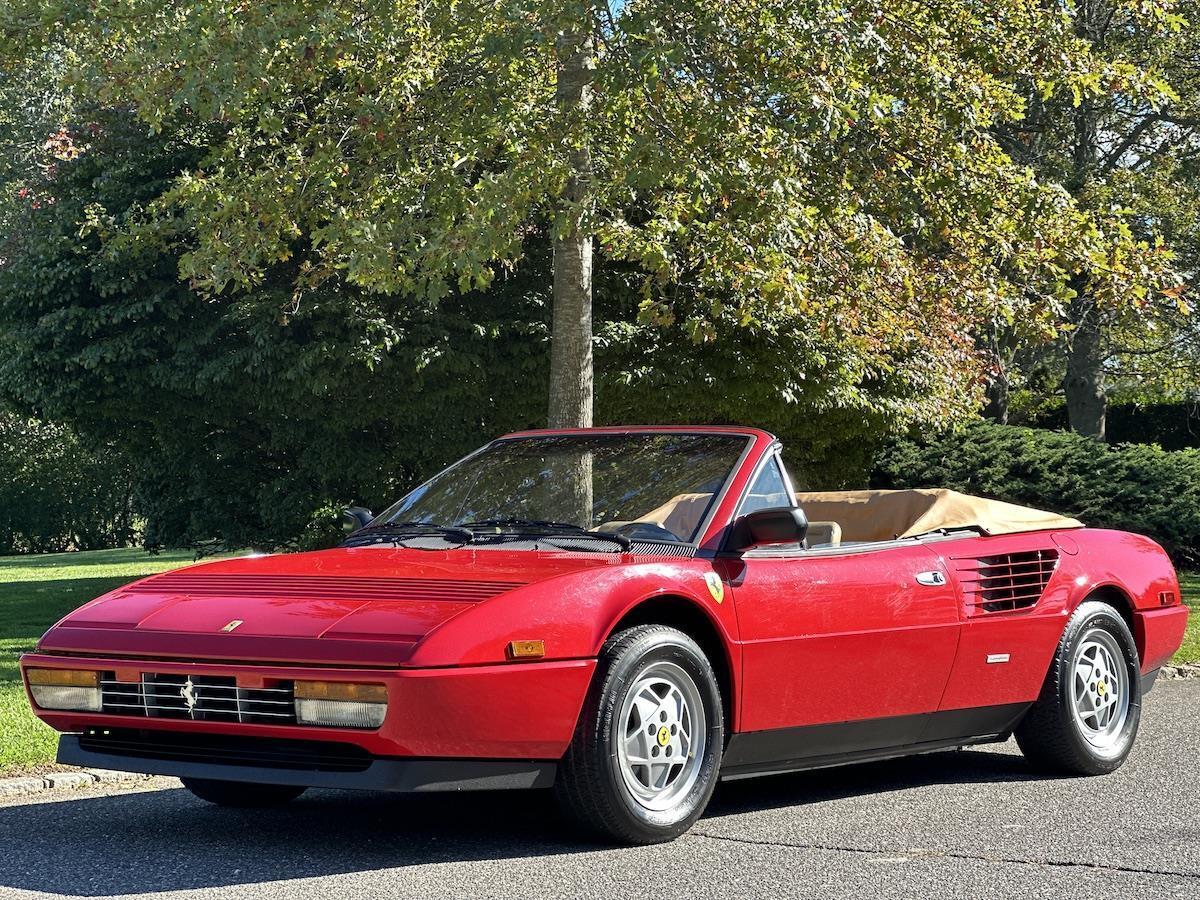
[720,702,1031,781]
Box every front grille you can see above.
[80,728,372,772]
[101,673,296,725]
[954,548,1060,615]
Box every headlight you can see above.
[26,669,102,712]
[294,681,387,729]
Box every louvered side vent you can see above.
[124,574,524,603]
[955,549,1060,615]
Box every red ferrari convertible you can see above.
[22,427,1188,843]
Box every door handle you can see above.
[916,571,946,586]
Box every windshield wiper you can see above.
[344,521,474,546]
[460,518,631,550]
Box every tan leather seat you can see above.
[805,520,842,548]
[632,492,713,541]
[597,492,715,541]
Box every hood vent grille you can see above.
[954,549,1059,615]
[125,573,525,604]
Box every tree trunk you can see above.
[984,376,1009,425]
[548,27,595,430]
[1063,14,1105,441]
[1065,288,1107,440]
[983,322,1012,425]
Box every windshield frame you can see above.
[371,429,758,548]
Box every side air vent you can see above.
[954,549,1060,615]
[123,573,524,603]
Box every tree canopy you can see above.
[0,1,1193,545]
[4,3,1185,408]
[985,0,1200,435]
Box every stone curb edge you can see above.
[0,768,159,800]
[1160,663,1200,680]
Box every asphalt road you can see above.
[0,680,1197,900]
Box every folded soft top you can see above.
[795,488,1082,544]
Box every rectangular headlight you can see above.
[294,681,386,729]
[26,668,102,712]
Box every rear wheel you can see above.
[1016,600,1142,775]
[181,777,306,807]
[555,624,724,844]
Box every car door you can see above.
[724,454,961,753]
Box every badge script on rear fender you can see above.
[703,572,724,604]
[221,619,243,632]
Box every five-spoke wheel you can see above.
[555,624,723,844]
[1070,629,1130,751]
[616,661,707,812]
[1016,600,1142,774]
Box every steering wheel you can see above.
[613,522,682,542]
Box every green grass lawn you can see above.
[0,548,209,774]
[1178,572,1200,665]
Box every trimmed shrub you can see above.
[0,413,136,554]
[874,422,1200,568]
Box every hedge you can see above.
[874,422,1200,569]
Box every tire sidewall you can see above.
[596,629,724,835]
[1056,602,1142,767]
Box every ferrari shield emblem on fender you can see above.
[704,572,725,604]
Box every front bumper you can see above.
[58,733,556,792]
[21,652,595,762]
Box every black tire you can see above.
[555,624,724,844]
[181,777,307,807]
[1015,600,1142,775]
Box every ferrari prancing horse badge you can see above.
[704,572,724,604]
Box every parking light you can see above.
[26,668,103,712]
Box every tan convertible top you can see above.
[795,488,1083,543]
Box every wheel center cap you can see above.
[1097,681,1107,696]
[657,726,671,747]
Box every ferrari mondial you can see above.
[22,427,1188,843]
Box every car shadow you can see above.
[704,747,1046,819]
[0,748,1044,896]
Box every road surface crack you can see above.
[689,830,1199,880]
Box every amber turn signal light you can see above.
[26,668,99,687]
[508,640,545,659]
[293,681,387,703]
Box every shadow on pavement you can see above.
[0,748,1041,896]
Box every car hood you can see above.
[37,547,623,667]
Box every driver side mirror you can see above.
[343,506,374,535]
[726,506,808,552]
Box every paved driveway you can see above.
[0,680,1197,899]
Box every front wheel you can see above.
[555,624,724,844]
[181,777,306,807]
[1015,600,1142,775]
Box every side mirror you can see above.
[726,506,808,552]
[343,506,374,535]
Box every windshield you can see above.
[374,433,749,544]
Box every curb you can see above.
[0,768,157,800]
[1161,663,1200,680]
